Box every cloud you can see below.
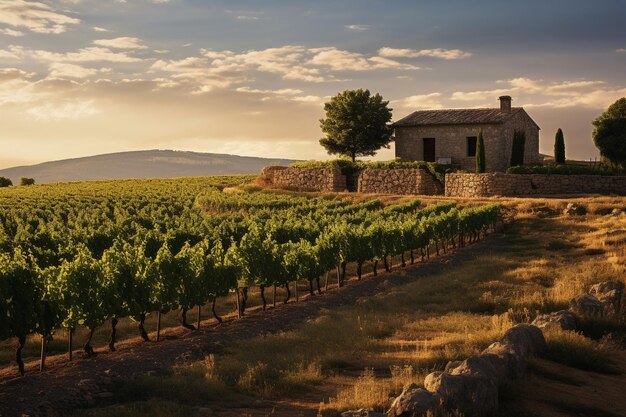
[93,26,109,32]
[379,47,472,60]
[48,62,97,79]
[236,86,303,95]
[0,0,80,34]
[616,48,626,53]
[0,27,23,36]
[25,100,99,121]
[395,93,443,109]
[236,15,259,21]
[345,24,369,31]
[5,44,143,63]
[93,37,147,49]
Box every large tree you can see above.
[319,89,393,162]
[593,98,626,169]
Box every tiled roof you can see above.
[393,107,525,127]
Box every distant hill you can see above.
[0,150,296,184]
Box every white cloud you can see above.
[236,86,303,95]
[93,37,147,49]
[6,44,143,63]
[0,27,23,36]
[93,26,109,32]
[236,15,259,21]
[345,24,369,31]
[0,0,80,34]
[395,93,443,109]
[616,48,626,53]
[48,62,97,79]
[378,47,472,60]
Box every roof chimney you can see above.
[499,95,512,112]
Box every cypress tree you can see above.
[476,129,486,173]
[510,130,526,166]
[554,128,565,164]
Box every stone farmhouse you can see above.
[393,96,541,172]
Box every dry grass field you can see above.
[63,195,626,417]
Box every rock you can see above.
[342,409,385,417]
[589,281,625,315]
[532,310,578,331]
[611,208,623,216]
[387,383,442,417]
[563,203,586,216]
[501,325,547,358]
[570,294,603,317]
[423,372,497,417]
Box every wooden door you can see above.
[423,138,436,162]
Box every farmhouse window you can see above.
[467,136,477,157]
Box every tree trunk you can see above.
[68,328,74,362]
[384,256,390,272]
[357,261,363,280]
[410,250,415,265]
[295,280,299,302]
[426,245,430,259]
[181,307,196,331]
[212,296,222,323]
[197,305,201,330]
[435,241,440,256]
[109,317,118,352]
[309,279,314,296]
[40,334,47,372]
[235,288,241,318]
[141,313,150,342]
[401,252,406,267]
[84,328,96,356]
[341,261,347,282]
[420,247,425,262]
[336,264,342,288]
[273,284,277,308]
[284,282,291,304]
[240,287,248,316]
[16,335,25,376]
[316,276,322,295]
[373,259,378,276]
[324,271,329,292]
[260,285,267,310]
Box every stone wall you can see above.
[445,173,626,197]
[358,168,443,195]
[259,166,346,192]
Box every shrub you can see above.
[554,128,565,164]
[0,177,12,187]
[476,129,486,173]
[544,330,620,374]
[506,164,617,175]
[20,177,35,186]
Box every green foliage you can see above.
[0,177,12,187]
[593,118,626,170]
[507,164,617,175]
[554,128,565,164]
[20,178,35,186]
[319,89,393,162]
[0,249,39,340]
[476,129,486,173]
[510,130,526,166]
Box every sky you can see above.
[0,0,625,169]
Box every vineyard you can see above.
[0,176,500,377]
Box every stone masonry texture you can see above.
[357,168,443,195]
[445,173,626,197]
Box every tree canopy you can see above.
[319,89,393,162]
[593,98,626,169]
[0,177,12,187]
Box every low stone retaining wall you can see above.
[259,166,346,192]
[445,173,626,197]
[357,168,443,195]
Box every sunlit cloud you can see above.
[378,47,472,60]
[0,27,23,36]
[93,37,147,49]
[0,0,80,34]
[345,24,369,31]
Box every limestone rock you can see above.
[342,409,385,417]
[563,203,586,216]
[570,294,603,317]
[387,383,442,417]
[532,310,578,331]
[589,281,625,315]
[501,324,547,358]
[423,372,497,417]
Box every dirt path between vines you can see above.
[0,236,500,417]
